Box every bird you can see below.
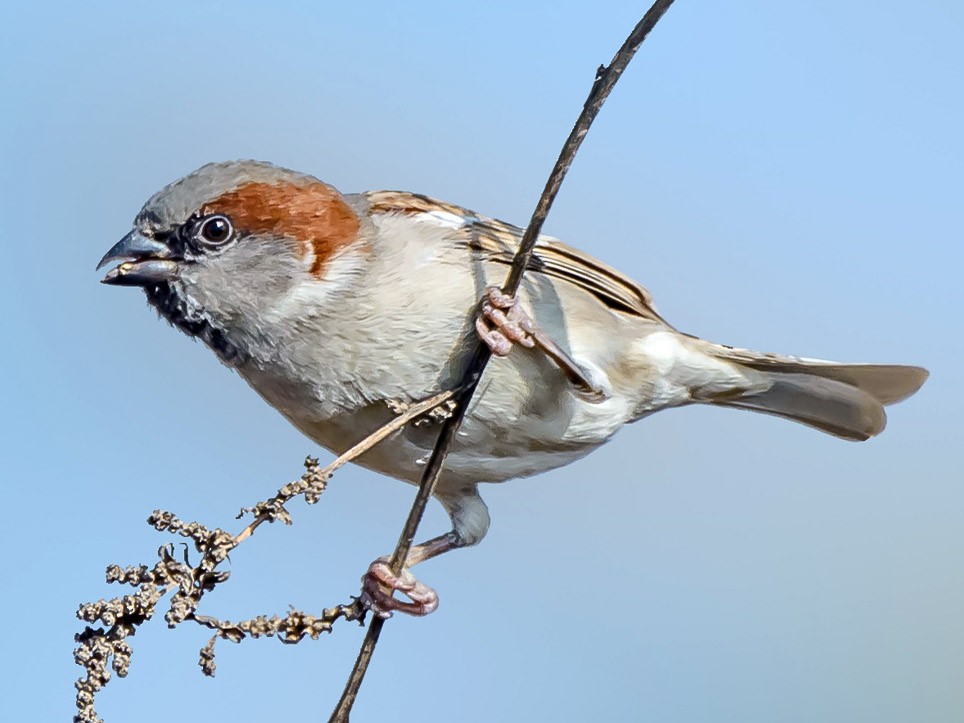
[98,159,928,616]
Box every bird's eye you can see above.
[198,215,233,245]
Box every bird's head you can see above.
[98,160,364,363]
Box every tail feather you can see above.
[702,343,928,441]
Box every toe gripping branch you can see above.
[360,558,439,618]
[359,533,460,617]
[476,287,606,400]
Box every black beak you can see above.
[98,231,179,286]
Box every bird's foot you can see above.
[475,286,537,357]
[360,557,440,618]
[474,286,607,400]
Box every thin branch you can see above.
[503,0,676,296]
[329,2,677,720]
[233,389,458,546]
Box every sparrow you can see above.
[98,160,928,616]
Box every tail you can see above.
[695,342,928,441]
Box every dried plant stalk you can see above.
[74,390,457,723]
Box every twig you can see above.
[329,2,677,720]
[74,389,457,723]
[233,389,458,546]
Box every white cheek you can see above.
[174,271,217,320]
[269,247,366,321]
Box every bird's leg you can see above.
[360,533,460,618]
[361,485,488,617]
[475,286,605,398]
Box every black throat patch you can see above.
[144,283,244,365]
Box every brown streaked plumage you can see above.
[366,190,475,220]
[203,180,360,277]
[365,190,669,323]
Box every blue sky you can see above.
[2,2,962,721]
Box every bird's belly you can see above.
[292,404,611,486]
[238,353,634,486]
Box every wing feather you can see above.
[364,190,668,324]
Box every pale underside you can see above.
[237,191,723,499]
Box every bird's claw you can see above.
[360,557,440,618]
[476,286,537,357]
